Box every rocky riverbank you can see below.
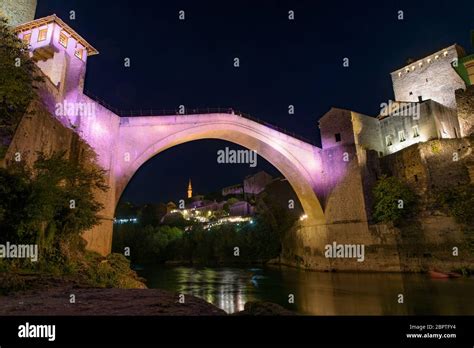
[0,278,225,316]
[0,276,294,316]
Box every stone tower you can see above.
[0,0,37,26]
[187,179,193,198]
[390,44,466,109]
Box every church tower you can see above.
[0,0,37,26]
[187,179,193,198]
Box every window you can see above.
[22,33,31,43]
[74,48,83,60]
[409,91,413,95]
[414,174,418,182]
[454,127,458,138]
[413,125,420,138]
[59,32,68,48]
[385,135,393,147]
[335,133,341,142]
[38,28,48,42]
[398,130,406,142]
[418,96,423,102]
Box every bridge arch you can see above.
[114,114,326,225]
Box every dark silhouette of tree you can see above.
[0,17,43,148]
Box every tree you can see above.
[437,183,474,227]
[372,175,417,225]
[138,203,167,227]
[0,17,43,142]
[115,201,138,218]
[0,151,108,256]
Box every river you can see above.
[137,265,474,315]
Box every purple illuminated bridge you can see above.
[55,89,342,255]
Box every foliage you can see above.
[436,183,474,227]
[255,190,298,242]
[137,203,167,226]
[0,151,108,259]
[115,201,139,218]
[372,175,418,225]
[113,180,299,265]
[0,17,43,141]
[430,142,441,154]
[113,224,184,264]
[113,210,289,265]
[82,252,145,288]
[160,212,188,228]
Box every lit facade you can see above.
[320,45,469,157]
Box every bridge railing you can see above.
[82,89,317,145]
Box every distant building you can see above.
[166,201,177,214]
[196,201,226,213]
[187,178,192,198]
[187,199,207,209]
[222,171,273,197]
[222,183,243,196]
[229,201,254,216]
[243,171,273,197]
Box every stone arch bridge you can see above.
[56,93,375,268]
[8,91,379,270]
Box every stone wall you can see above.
[318,108,355,149]
[278,135,474,272]
[378,100,458,156]
[455,85,474,136]
[390,44,465,110]
[316,144,368,223]
[352,112,383,155]
[279,221,403,272]
[2,99,114,256]
[279,216,473,272]
[0,0,36,26]
[381,137,473,195]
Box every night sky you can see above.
[36,0,474,204]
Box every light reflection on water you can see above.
[138,265,474,315]
[171,267,253,313]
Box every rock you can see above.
[234,301,297,316]
[0,280,226,316]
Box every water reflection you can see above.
[172,267,253,313]
[139,265,474,315]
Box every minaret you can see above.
[187,179,193,198]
